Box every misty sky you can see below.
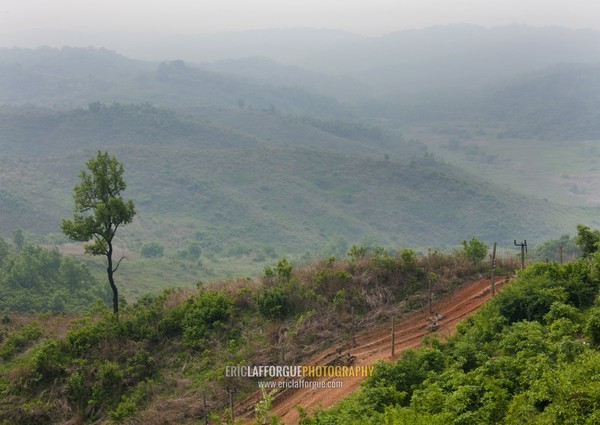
[2,0,600,41]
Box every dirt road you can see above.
[237,276,508,424]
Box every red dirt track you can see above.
[238,276,509,424]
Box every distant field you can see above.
[408,124,600,224]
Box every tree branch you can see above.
[112,255,127,273]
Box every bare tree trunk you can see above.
[107,243,119,314]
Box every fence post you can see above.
[351,307,357,347]
[226,386,237,422]
[560,244,563,265]
[203,392,208,425]
[491,242,497,296]
[391,317,395,357]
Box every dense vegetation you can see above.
[0,247,496,424]
[300,248,600,424]
[0,234,109,313]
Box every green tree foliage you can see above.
[140,241,164,258]
[257,287,289,320]
[460,237,488,264]
[532,234,581,262]
[180,290,234,349]
[0,236,8,266]
[300,252,600,425]
[61,150,136,313]
[0,240,107,313]
[576,224,600,257]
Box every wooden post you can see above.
[226,386,237,422]
[203,392,208,425]
[428,277,432,316]
[351,307,357,347]
[491,242,497,296]
[560,244,563,265]
[391,317,395,357]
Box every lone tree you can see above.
[61,151,136,313]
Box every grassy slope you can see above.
[0,104,578,296]
[3,143,568,248]
[405,122,600,235]
[0,249,501,425]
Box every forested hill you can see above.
[0,47,352,118]
[358,62,600,141]
[0,103,570,256]
[483,63,600,140]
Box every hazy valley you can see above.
[2,24,600,424]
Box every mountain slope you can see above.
[0,102,575,254]
[0,47,353,118]
[484,63,600,140]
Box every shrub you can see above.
[0,324,42,360]
[460,237,488,264]
[494,276,567,324]
[109,380,153,422]
[31,339,67,384]
[257,287,289,320]
[585,307,600,345]
[181,291,234,349]
[140,242,164,258]
[88,361,125,412]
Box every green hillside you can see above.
[2,46,599,291]
[0,245,501,424]
[0,105,570,251]
[301,254,600,424]
[2,35,600,425]
[485,63,600,140]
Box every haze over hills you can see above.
[6,2,600,422]
[4,25,600,104]
[1,25,600,283]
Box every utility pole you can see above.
[514,240,527,269]
[491,242,497,296]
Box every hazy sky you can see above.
[2,0,600,40]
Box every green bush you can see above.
[585,307,600,345]
[31,339,67,384]
[66,316,110,356]
[109,380,153,422]
[257,287,289,319]
[140,242,164,258]
[460,237,488,264]
[180,291,234,349]
[494,275,567,324]
[0,324,42,360]
[88,361,125,411]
